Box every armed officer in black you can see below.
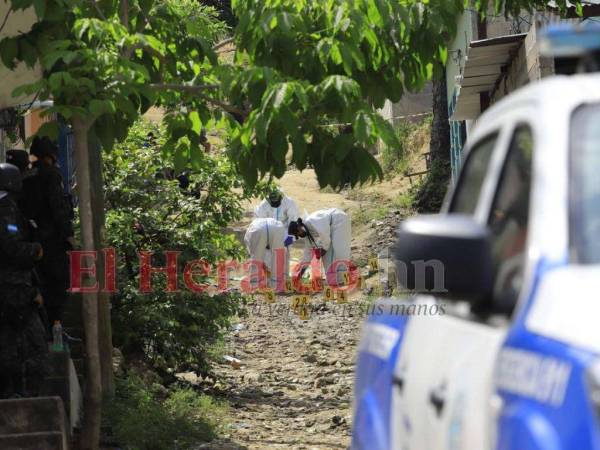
[21,137,74,328]
[0,163,48,397]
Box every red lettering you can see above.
[183,259,211,293]
[138,251,180,293]
[68,251,99,293]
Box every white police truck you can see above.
[352,25,600,450]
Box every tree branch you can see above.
[149,83,220,92]
[197,93,247,117]
[0,9,11,35]
[120,0,129,28]
[148,84,247,118]
[212,37,234,51]
[89,0,106,20]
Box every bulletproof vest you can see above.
[0,196,34,285]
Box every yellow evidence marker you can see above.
[342,271,350,286]
[299,304,310,320]
[291,295,302,313]
[324,286,334,301]
[357,275,365,289]
[285,279,294,293]
[368,257,379,272]
[336,289,348,304]
[263,289,275,303]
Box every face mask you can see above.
[269,198,282,208]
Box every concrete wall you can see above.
[446,10,478,108]
[379,82,433,127]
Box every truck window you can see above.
[488,125,533,311]
[450,133,498,214]
[571,104,600,263]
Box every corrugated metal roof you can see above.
[451,33,526,120]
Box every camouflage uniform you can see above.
[0,192,48,398]
[21,161,74,327]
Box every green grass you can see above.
[353,204,390,226]
[105,374,228,450]
[380,115,432,176]
[392,190,416,210]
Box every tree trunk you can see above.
[429,69,450,164]
[88,134,114,397]
[415,66,451,212]
[72,116,102,450]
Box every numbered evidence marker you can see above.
[323,286,334,301]
[292,295,309,312]
[368,257,379,272]
[299,304,310,320]
[292,295,310,318]
[285,279,293,293]
[291,295,302,313]
[263,289,275,303]
[336,289,348,304]
[357,275,365,289]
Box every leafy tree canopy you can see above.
[0,0,576,189]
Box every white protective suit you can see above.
[244,218,287,288]
[300,208,351,283]
[254,193,300,227]
[254,193,299,281]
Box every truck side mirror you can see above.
[393,214,494,302]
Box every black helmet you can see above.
[30,136,59,160]
[6,149,30,172]
[0,163,23,193]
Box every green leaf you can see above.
[373,113,399,148]
[0,38,18,69]
[41,50,72,70]
[189,111,202,135]
[36,121,60,140]
[290,131,307,170]
[89,99,116,117]
[12,79,44,98]
[33,0,46,19]
[353,111,373,145]
[367,0,384,27]
[19,39,37,68]
[439,45,448,65]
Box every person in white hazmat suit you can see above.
[254,188,300,227]
[244,218,287,290]
[287,208,351,286]
[254,188,299,281]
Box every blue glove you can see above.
[284,235,295,247]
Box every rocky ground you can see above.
[200,294,363,450]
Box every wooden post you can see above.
[72,116,102,450]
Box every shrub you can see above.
[104,119,256,373]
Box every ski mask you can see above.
[268,191,282,208]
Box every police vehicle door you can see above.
[391,115,535,450]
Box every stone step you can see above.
[0,431,66,450]
[0,396,67,436]
[42,353,83,431]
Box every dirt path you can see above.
[203,164,421,449]
[205,296,362,450]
